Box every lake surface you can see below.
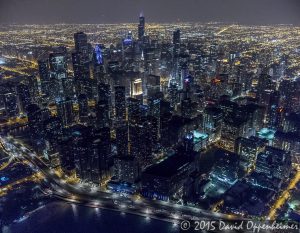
[5,201,180,233]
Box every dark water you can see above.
[6,202,179,233]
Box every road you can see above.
[215,25,235,36]
[0,172,42,196]
[0,134,243,223]
[268,169,300,220]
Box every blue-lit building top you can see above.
[123,38,133,46]
[95,45,103,64]
[123,31,133,46]
[185,130,208,152]
[257,128,276,145]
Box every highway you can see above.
[0,134,243,223]
[215,25,235,36]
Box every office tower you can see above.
[143,47,161,75]
[255,146,291,183]
[17,83,31,113]
[114,86,126,122]
[38,59,50,95]
[44,116,63,151]
[72,51,90,80]
[173,29,181,57]
[172,29,182,85]
[26,104,50,142]
[73,32,91,98]
[49,53,68,80]
[96,84,111,128]
[127,97,141,146]
[219,100,238,118]
[49,52,68,100]
[138,13,145,41]
[74,32,88,55]
[168,80,178,108]
[267,91,281,129]
[209,75,229,100]
[96,102,110,129]
[56,97,74,127]
[98,83,111,104]
[141,151,194,201]
[145,74,160,98]
[78,94,89,123]
[61,78,74,99]
[94,44,103,65]
[256,73,275,104]
[3,92,19,117]
[273,131,300,163]
[24,76,39,103]
[71,125,92,180]
[58,136,75,174]
[115,122,128,156]
[210,150,239,188]
[140,116,158,166]
[181,98,192,118]
[93,45,105,83]
[235,136,266,171]
[241,103,265,132]
[129,115,158,170]
[182,74,193,97]
[282,112,300,134]
[127,97,141,125]
[148,97,161,139]
[72,52,91,99]
[114,156,140,183]
[122,31,134,63]
[131,78,143,99]
[220,116,249,152]
[175,57,192,90]
[90,127,111,184]
[279,79,299,111]
[202,106,223,142]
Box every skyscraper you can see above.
[235,136,266,171]
[49,52,68,100]
[91,127,111,184]
[56,97,74,127]
[73,32,91,98]
[115,122,129,157]
[71,125,92,180]
[16,83,31,113]
[26,104,50,146]
[38,59,50,95]
[74,32,88,55]
[173,29,181,58]
[96,100,110,128]
[114,86,126,122]
[98,83,111,105]
[3,92,19,117]
[255,146,291,183]
[138,13,145,41]
[78,93,89,123]
[97,83,111,128]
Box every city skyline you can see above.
[0,0,300,25]
[1,3,300,233]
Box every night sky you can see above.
[0,0,300,25]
